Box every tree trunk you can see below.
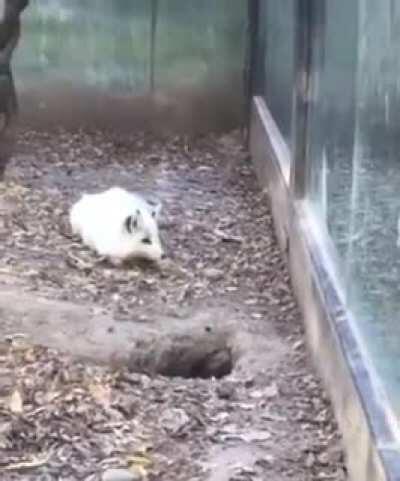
[0,0,29,180]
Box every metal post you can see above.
[244,0,260,148]
[0,0,29,180]
[150,0,158,94]
[290,0,313,198]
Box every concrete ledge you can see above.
[250,97,291,253]
[250,96,400,481]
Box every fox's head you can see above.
[122,200,165,261]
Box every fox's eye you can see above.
[142,238,152,245]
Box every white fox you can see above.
[69,187,165,263]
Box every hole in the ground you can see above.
[158,347,233,379]
[128,329,234,379]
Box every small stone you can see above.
[264,383,279,399]
[225,286,238,292]
[102,468,141,481]
[250,383,278,400]
[317,451,330,465]
[305,453,316,468]
[160,408,190,434]
[204,268,224,281]
[0,370,12,396]
[293,339,304,350]
[232,464,257,475]
[242,429,271,443]
[256,454,275,466]
[238,402,255,411]
[216,381,236,400]
[244,298,258,306]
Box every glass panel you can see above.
[153,0,246,131]
[155,0,245,90]
[13,0,246,131]
[307,0,358,232]
[15,0,151,94]
[307,0,400,422]
[263,0,296,152]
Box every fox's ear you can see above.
[124,210,142,233]
[147,199,162,220]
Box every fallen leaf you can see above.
[127,454,152,468]
[242,430,272,443]
[9,389,23,414]
[44,390,61,403]
[213,228,242,243]
[126,451,152,479]
[89,382,112,407]
[129,465,147,479]
[250,383,279,400]
[2,453,50,471]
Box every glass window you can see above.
[15,0,246,98]
[14,0,246,131]
[263,0,296,154]
[15,0,151,94]
[155,0,245,91]
[307,0,400,422]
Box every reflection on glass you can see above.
[307,0,358,233]
[307,0,400,421]
[15,0,151,93]
[263,0,296,152]
[155,0,245,90]
[14,0,246,95]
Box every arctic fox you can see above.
[69,187,165,263]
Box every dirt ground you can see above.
[0,129,346,480]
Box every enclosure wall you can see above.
[14,0,247,133]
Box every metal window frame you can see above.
[291,0,326,199]
[244,0,261,146]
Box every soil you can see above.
[0,128,346,480]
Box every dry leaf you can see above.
[9,389,23,414]
[127,454,152,468]
[3,453,50,471]
[89,382,111,407]
[22,347,37,363]
[126,448,153,479]
[44,390,61,403]
[213,228,242,243]
[130,465,147,478]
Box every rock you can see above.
[250,383,278,400]
[305,453,316,469]
[160,408,190,434]
[204,267,224,281]
[0,369,13,396]
[242,430,272,443]
[102,468,141,481]
[216,381,236,400]
[256,454,275,466]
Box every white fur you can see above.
[70,187,164,262]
